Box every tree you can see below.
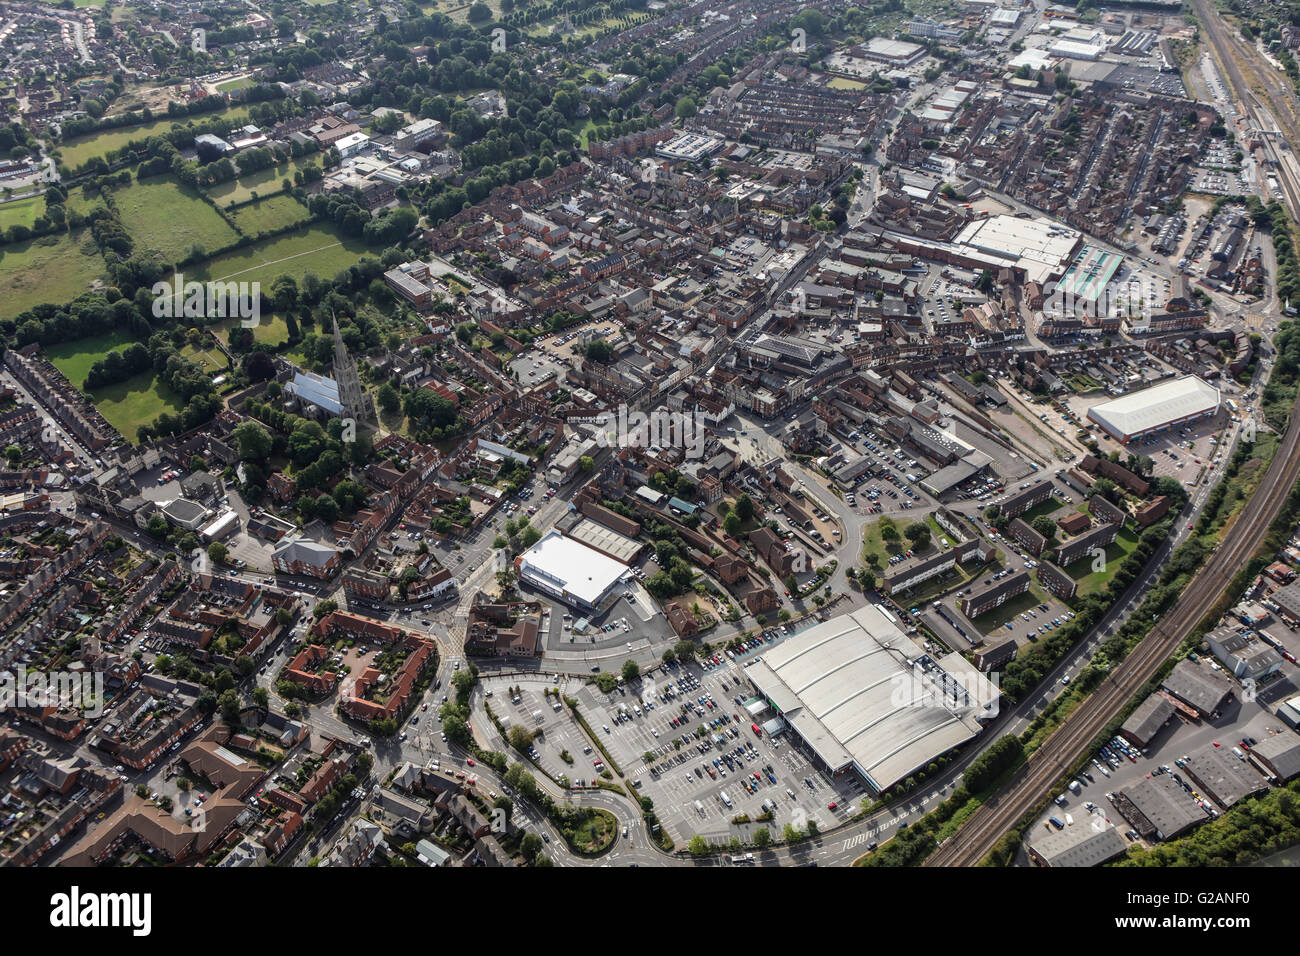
[467,1,492,21]
[903,523,931,550]
[675,96,698,118]
[754,827,771,847]
[734,493,755,522]
[233,421,272,461]
[508,725,534,751]
[1031,515,1057,540]
[207,541,228,564]
[253,687,269,708]
[688,835,710,856]
[723,512,742,535]
[673,640,698,662]
[622,659,640,681]
[585,339,614,363]
[578,455,595,472]
[218,689,241,721]
[377,382,401,415]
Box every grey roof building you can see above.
[1160,659,1235,718]
[1115,774,1208,841]
[1026,823,1129,867]
[1121,694,1175,747]
[1249,734,1300,782]
[1181,744,1268,808]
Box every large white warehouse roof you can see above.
[745,605,996,792]
[1087,376,1221,441]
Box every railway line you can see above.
[923,1,1300,869]
[926,377,1300,866]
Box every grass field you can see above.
[214,312,291,347]
[58,106,252,170]
[189,224,372,286]
[114,178,239,263]
[45,331,136,386]
[0,196,43,231]
[827,77,868,90]
[204,158,314,207]
[182,342,229,373]
[215,77,254,92]
[0,229,108,318]
[90,371,186,439]
[231,194,311,235]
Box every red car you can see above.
[466,758,475,766]
[827,801,838,811]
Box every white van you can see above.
[695,799,705,815]
[720,792,732,808]
[1232,746,1246,760]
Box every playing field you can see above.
[214,312,292,347]
[0,196,43,231]
[45,330,136,386]
[114,178,239,263]
[231,194,311,235]
[58,106,252,170]
[182,342,229,373]
[205,158,317,207]
[89,371,187,440]
[190,225,373,286]
[216,77,254,92]
[0,229,108,318]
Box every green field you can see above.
[190,225,373,286]
[0,196,43,231]
[231,194,311,235]
[827,77,868,90]
[205,158,315,207]
[114,178,239,263]
[215,77,254,93]
[46,330,135,386]
[89,371,186,439]
[58,106,252,170]
[182,342,229,373]
[214,312,292,347]
[0,229,108,318]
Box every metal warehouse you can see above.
[1086,376,1220,443]
[743,605,998,793]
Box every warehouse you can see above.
[1115,774,1207,841]
[1181,744,1268,808]
[516,529,629,612]
[1160,658,1234,719]
[1026,823,1128,868]
[743,605,997,793]
[564,518,645,565]
[1086,376,1220,443]
[860,37,928,67]
[1120,694,1175,748]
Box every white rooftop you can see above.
[518,529,628,607]
[1087,376,1221,439]
[745,605,995,792]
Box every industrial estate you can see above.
[1,0,1300,887]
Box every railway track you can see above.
[923,3,1300,867]
[926,378,1300,866]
